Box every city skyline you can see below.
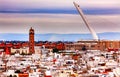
[0,1,120,76]
[0,0,120,41]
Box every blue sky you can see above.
[0,0,120,41]
[1,8,120,15]
[0,0,120,14]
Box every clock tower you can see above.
[29,27,35,54]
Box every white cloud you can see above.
[0,13,120,34]
[0,0,120,9]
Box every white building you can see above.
[11,46,43,54]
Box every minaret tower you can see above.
[29,27,35,54]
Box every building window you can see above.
[110,42,113,48]
[91,45,95,48]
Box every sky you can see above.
[0,0,120,41]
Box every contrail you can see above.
[73,2,98,41]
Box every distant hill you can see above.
[0,32,120,41]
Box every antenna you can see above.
[73,2,98,41]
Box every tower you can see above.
[29,27,35,54]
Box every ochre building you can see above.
[65,40,120,51]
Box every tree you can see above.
[20,51,25,55]
[15,70,21,73]
[13,75,17,77]
[82,45,87,51]
[52,48,59,53]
